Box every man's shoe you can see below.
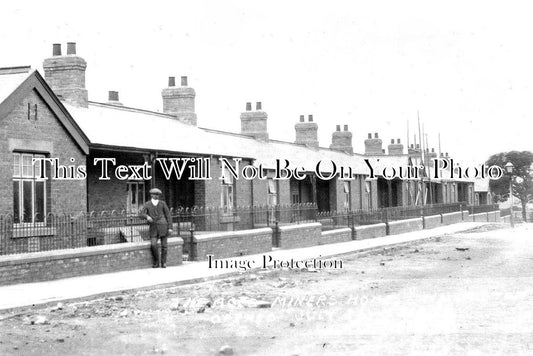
[152,264,160,268]
[161,263,167,268]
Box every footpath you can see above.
[0,222,490,311]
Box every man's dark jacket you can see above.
[139,200,172,238]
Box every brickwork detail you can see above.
[192,228,272,260]
[319,228,351,245]
[423,214,442,229]
[0,238,183,286]
[441,212,463,225]
[278,222,321,249]
[354,223,387,240]
[0,90,87,215]
[387,218,423,235]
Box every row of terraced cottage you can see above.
[0,43,496,285]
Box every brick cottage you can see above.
[0,43,481,260]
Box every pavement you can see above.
[0,222,492,312]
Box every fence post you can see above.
[189,227,195,261]
[350,211,356,240]
[176,211,181,236]
[383,209,390,235]
[273,220,280,247]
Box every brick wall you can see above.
[319,228,352,245]
[192,228,272,260]
[278,222,321,249]
[441,212,463,225]
[462,210,472,222]
[387,218,423,235]
[354,223,387,240]
[487,211,500,222]
[0,237,183,286]
[252,179,268,206]
[501,215,511,224]
[278,179,291,205]
[471,212,488,222]
[0,90,87,215]
[424,214,442,229]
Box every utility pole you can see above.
[417,111,425,206]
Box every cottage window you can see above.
[13,153,47,224]
[267,179,277,206]
[127,182,145,213]
[343,181,350,209]
[221,173,234,213]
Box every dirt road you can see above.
[1,224,532,355]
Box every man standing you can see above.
[139,188,172,268]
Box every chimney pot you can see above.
[368,133,372,139]
[168,77,176,87]
[108,91,119,102]
[344,125,348,131]
[181,76,188,86]
[416,144,420,148]
[52,43,62,56]
[374,133,378,138]
[66,42,76,55]
[246,102,252,111]
[308,114,313,122]
[382,149,385,153]
[336,125,341,131]
[256,102,262,110]
[446,152,449,157]
[391,139,394,144]
[431,148,435,153]
[397,138,401,144]
[299,115,304,122]
[410,144,414,148]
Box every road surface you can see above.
[0,223,532,355]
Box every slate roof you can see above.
[65,101,370,174]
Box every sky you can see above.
[1,0,532,165]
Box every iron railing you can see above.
[0,202,500,256]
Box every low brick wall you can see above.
[192,228,272,261]
[462,210,472,222]
[354,223,387,240]
[0,238,183,286]
[319,228,352,245]
[442,212,463,225]
[278,223,321,249]
[487,211,500,222]
[471,212,488,222]
[423,215,442,229]
[387,218,423,235]
[501,215,511,223]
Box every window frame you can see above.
[220,173,234,213]
[12,152,48,226]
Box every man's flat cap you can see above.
[149,188,162,195]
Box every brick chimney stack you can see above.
[240,101,268,140]
[330,124,353,154]
[107,91,123,106]
[162,75,197,125]
[387,138,404,155]
[364,132,383,155]
[295,114,319,148]
[43,42,88,107]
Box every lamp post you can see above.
[505,162,514,228]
